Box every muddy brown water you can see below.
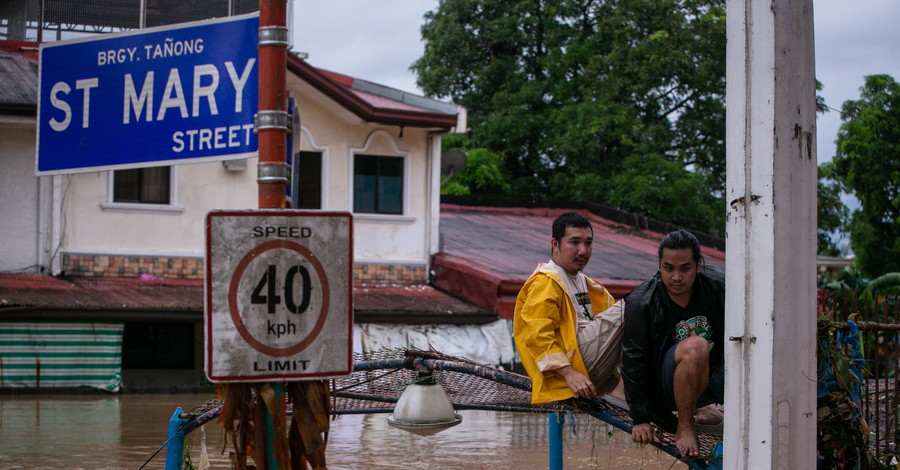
[0,393,687,469]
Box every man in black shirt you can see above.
[622,229,725,458]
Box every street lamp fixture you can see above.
[387,369,462,436]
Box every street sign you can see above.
[36,13,259,175]
[205,210,353,382]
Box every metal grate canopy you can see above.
[333,349,536,413]
[0,0,259,41]
[182,349,722,469]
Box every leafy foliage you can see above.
[818,163,851,256]
[829,75,900,277]
[819,271,900,382]
[866,273,900,296]
[816,80,852,257]
[415,0,727,236]
[439,134,511,196]
[819,266,869,291]
[441,147,511,196]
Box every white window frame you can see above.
[101,166,184,214]
[349,129,411,220]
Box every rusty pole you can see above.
[257,0,289,209]
[256,1,288,468]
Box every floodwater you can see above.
[0,393,687,469]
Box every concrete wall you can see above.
[724,0,817,466]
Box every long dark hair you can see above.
[658,229,702,263]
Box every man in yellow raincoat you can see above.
[513,211,625,404]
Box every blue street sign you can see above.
[36,13,259,175]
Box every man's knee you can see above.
[674,336,711,364]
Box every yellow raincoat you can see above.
[513,263,616,404]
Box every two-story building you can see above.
[0,19,519,391]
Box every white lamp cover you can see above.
[387,383,462,436]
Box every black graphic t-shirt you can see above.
[674,315,715,351]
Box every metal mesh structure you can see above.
[0,0,259,41]
[333,349,536,414]
[333,349,721,469]
[0,0,44,41]
[181,349,722,469]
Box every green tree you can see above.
[413,0,727,236]
[441,148,510,195]
[830,74,900,277]
[439,135,511,196]
[815,79,850,257]
[816,162,850,257]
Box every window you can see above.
[353,154,403,214]
[291,151,322,209]
[113,166,171,204]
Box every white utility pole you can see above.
[724,0,818,468]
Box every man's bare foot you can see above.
[675,424,700,458]
[694,404,723,425]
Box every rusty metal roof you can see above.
[0,274,203,322]
[0,202,726,324]
[439,203,725,282]
[0,46,38,114]
[0,274,493,324]
[433,201,726,319]
[288,57,459,129]
[353,283,494,324]
[0,274,201,310]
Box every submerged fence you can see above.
[818,288,900,464]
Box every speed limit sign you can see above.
[205,210,352,382]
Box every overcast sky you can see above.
[292,0,900,165]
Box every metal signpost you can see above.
[205,210,353,382]
[36,13,259,175]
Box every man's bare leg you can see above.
[672,336,711,458]
[608,375,626,401]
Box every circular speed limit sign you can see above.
[228,239,329,357]
[205,210,352,382]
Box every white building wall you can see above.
[59,81,436,265]
[0,120,49,273]
[62,158,258,255]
